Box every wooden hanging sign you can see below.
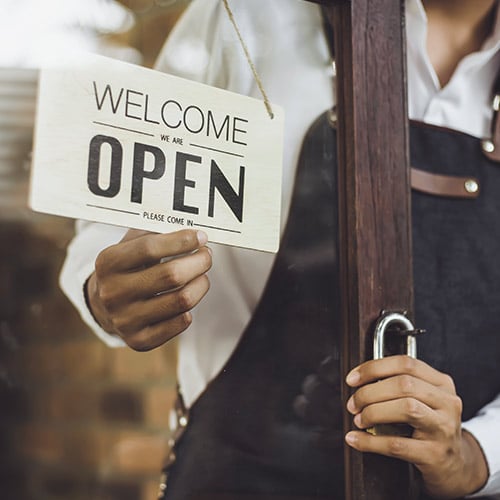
[30,53,284,253]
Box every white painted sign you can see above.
[30,53,284,253]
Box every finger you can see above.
[100,229,208,273]
[346,355,456,394]
[130,247,212,299]
[352,397,435,432]
[124,312,193,351]
[120,275,210,332]
[347,375,451,414]
[94,247,212,312]
[345,430,432,467]
[120,229,156,243]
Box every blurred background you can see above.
[0,1,190,499]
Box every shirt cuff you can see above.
[463,400,500,498]
[59,227,126,348]
[76,261,126,348]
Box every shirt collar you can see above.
[406,0,500,86]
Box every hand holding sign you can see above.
[86,228,212,350]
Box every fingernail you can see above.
[197,231,208,246]
[345,432,358,446]
[346,396,357,414]
[354,414,362,428]
[346,369,360,386]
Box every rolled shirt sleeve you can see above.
[59,220,127,347]
[463,395,500,498]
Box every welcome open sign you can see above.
[30,53,284,253]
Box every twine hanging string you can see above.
[221,0,275,119]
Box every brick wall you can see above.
[0,3,190,499]
[0,215,179,500]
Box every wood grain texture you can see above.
[323,0,419,498]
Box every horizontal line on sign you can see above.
[92,121,155,137]
[194,223,242,234]
[190,143,244,158]
[87,204,140,216]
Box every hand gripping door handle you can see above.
[366,310,425,437]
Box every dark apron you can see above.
[159,113,500,500]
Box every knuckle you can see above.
[158,313,192,342]
[404,397,422,421]
[387,437,408,458]
[399,374,415,396]
[441,425,455,442]
[176,288,195,311]
[450,394,463,416]
[129,313,193,351]
[110,318,128,336]
[433,442,453,467]
[140,238,158,262]
[108,314,122,331]
[127,332,154,352]
[400,355,417,375]
[110,313,137,336]
[97,284,117,310]
[163,263,183,289]
[441,373,456,392]
[179,311,193,331]
[95,248,111,275]
[439,415,460,441]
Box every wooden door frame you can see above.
[305,1,418,498]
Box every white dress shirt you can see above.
[59,0,500,495]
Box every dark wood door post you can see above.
[306,0,418,498]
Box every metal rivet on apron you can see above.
[179,416,188,427]
[464,179,479,194]
[493,94,500,111]
[157,472,168,499]
[482,139,495,153]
